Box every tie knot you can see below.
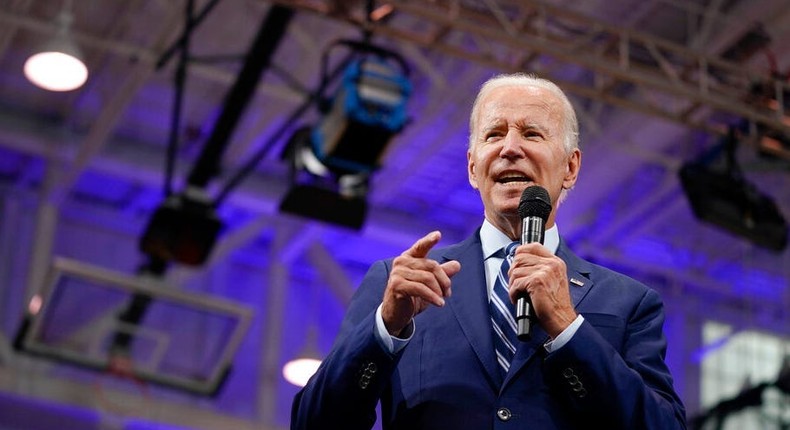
[504,241,519,257]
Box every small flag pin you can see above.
[570,278,585,287]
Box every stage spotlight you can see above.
[679,129,788,251]
[280,55,411,229]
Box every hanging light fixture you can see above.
[24,1,88,92]
[283,325,322,387]
[280,43,412,230]
[283,356,322,388]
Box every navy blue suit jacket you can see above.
[291,230,686,429]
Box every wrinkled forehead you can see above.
[474,85,565,131]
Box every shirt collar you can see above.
[480,218,559,259]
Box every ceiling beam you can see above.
[0,0,33,60]
[269,0,790,138]
[48,63,162,205]
[0,107,465,251]
[307,239,355,307]
[689,0,727,51]
[594,174,678,246]
[257,221,295,423]
[24,162,60,304]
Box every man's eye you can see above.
[485,132,503,141]
[524,130,543,139]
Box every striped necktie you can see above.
[490,241,520,376]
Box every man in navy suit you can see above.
[291,73,686,429]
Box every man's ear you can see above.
[467,150,479,190]
[562,148,581,190]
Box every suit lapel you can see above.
[438,232,501,390]
[557,239,595,309]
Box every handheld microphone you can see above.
[516,185,552,341]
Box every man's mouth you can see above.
[496,174,531,184]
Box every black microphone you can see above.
[516,185,552,341]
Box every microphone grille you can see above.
[518,186,552,221]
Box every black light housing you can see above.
[139,190,222,265]
[679,162,787,251]
[679,128,788,252]
[280,183,367,230]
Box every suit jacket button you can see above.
[496,407,512,421]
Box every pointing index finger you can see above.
[403,231,442,258]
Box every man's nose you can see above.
[500,131,525,158]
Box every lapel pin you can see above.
[570,277,585,287]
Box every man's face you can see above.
[467,84,581,229]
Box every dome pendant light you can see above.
[24,5,88,92]
[283,326,322,387]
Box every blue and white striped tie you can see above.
[490,241,519,376]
